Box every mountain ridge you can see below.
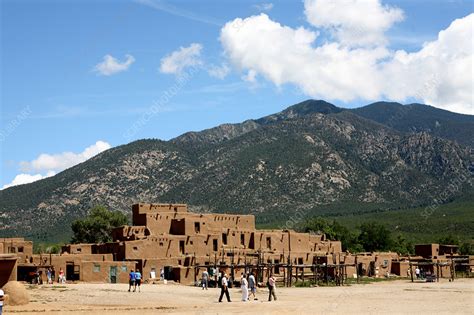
[1,100,473,242]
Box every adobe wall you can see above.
[415,244,440,258]
[62,244,93,255]
[80,261,136,283]
[132,203,188,225]
[0,255,18,287]
[0,238,33,264]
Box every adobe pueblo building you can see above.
[1,203,472,286]
[66,203,343,285]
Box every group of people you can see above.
[128,269,142,292]
[216,272,277,303]
[45,267,65,284]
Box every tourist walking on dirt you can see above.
[134,270,142,292]
[59,268,65,284]
[241,273,249,301]
[202,270,209,290]
[268,275,277,301]
[248,272,257,300]
[46,268,52,284]
[218,273,231,302]
[415,267,420,279]
[128,270,135,292]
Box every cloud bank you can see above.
[2,141,111,190]
[220,0,473,114]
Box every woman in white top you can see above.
[241,274,249,301]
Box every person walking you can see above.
[59,268,65,284]
[134,270,142,292]
[248,272,257,300]
[415,267,420,279]
[241,273,249,302]
[268,275,277,301]
[128,269,136,292]
[46,268,52,284]
[202,270,209,290]
[218,273,231,302]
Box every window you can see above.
[93,264,100,272]
[174,207,178,211]
[194,222,200,233]
[76,248,82,252]
[121,266,127,272]
[222,233,227,245]
[298,258,303,265]
[240,234,245,246]
[18,247,24,253]
[159,242,164,247]
[179,240,185,254]
[266,237,271,249]
[213,239,218,251]
[133,246,138,251]
[383,260,389,268]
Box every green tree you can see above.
[302,217,361,252]
[357,222,392,252]
[71,205,128,244]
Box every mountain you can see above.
[351,101,474,147]
[1,100,473,242]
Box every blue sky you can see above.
[1,0,473,189]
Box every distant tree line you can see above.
[300,217,473,255]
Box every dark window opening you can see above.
[249,233,255,249]
[222,233,227,245]
[194,222,201,233]
[213,239,218,251]
[274,260,280,274]
[18,247,24,253]
[298,258,303,265]
[170,219,186,235]
[266,237,271,249]
[240,234,245,246]
[179,240,185,254]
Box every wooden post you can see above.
[436,260,440,282]
[325,263,329,285]
[451,259,455,282]
[409,262,414,282]
[355,256,360,284]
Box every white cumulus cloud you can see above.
[94,54,135,76]
[2,141,112,190]
[160,43,203,75]
[2,171,56,190]
[304,0,404,47]
[220,4,473,114]
[20,141,112,172]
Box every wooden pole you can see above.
[436,260,440,282]
[355,256,360,284]
[409,262,414,282]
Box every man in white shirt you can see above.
[415,267,420,279]
[0,288,4,315]
[218,273,231,302]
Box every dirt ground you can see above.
[3,278,473,314]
